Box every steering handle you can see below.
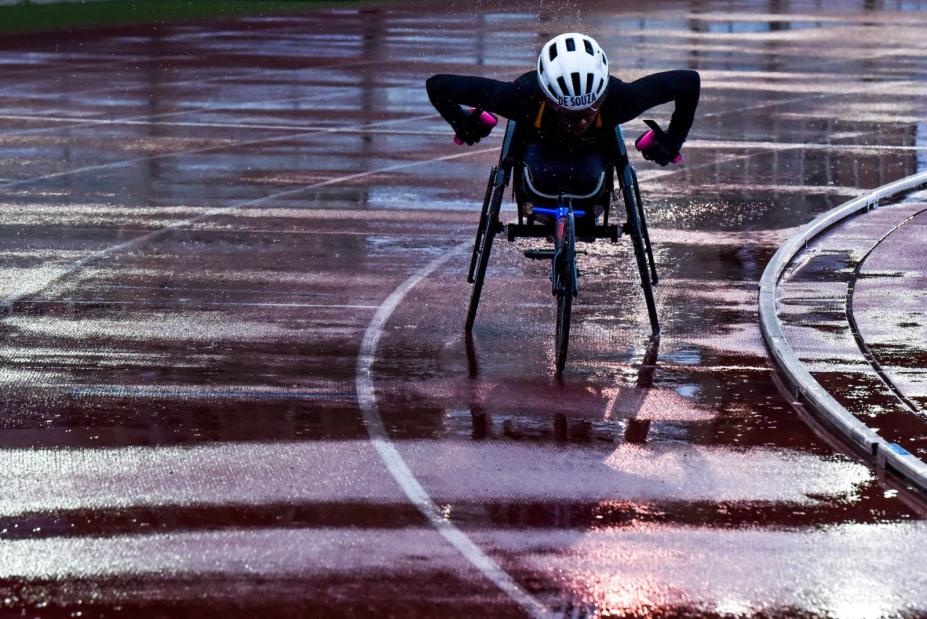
[453,107,498,145]
[637,119,682,163]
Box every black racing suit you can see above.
[426,70,700,205]
[427,69,699,152]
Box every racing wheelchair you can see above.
[465,118,661,374]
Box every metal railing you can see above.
[759,170,927,493]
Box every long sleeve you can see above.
[425,73,530,126]
[611,70,701,147]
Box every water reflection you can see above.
[465,332,661,445]
[3,0,923,454]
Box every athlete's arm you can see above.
[425,74,526,125]
[607,70,701,149]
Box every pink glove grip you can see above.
[636,130,682,163]
[636,130,656,150]
[453,109,498,145]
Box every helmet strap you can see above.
[533,101,546,129]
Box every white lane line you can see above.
[699,76,919,119]
[2,77,905,309]
[0,59,396,139]
[0,64,527,188]
[637,147,786,183]
[637,120,901,183]
[355,247,553,619]
[0,112,438,191]
[846,206,927,417]
[1,83,391,139]
[17,300,381,310]
[60,385,354,401]
[0,114,450,135]
[7,110,927,153]
[1,56,383,110]
[0,441,872,514]
[0,145,496,313]
[0,66,526,141]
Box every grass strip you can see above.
[0,0,377,36]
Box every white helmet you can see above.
[537,33,609,110]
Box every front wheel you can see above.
[554,213,576,374]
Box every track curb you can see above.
[759,170,927,494]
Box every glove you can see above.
[452,108,495,146]
[635,126,682,167]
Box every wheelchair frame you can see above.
[465,119,661,347]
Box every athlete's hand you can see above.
[635,121,682,166]
[452,109,496,146]
[635,132,680,166]
[638,137,674,166]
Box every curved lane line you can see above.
[355,247,553,619]
[846,206,927,416]
[759,170,927,493]
[2,131,548,613]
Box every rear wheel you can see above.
[630,166,658,285]
[468,167,497,283]
[554,213,576,373]
[465,182,503,331]
[622,178,660,337]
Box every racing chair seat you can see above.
[515,142,613,221]
[520,165,608,203]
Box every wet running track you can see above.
[1,1,927,617]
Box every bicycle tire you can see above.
[468,167,497,283]
[622,182,660,337]
[630,166,658,285]
[555,212,576,373]
[465,183,503,331]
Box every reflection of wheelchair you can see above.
[465,120,660,374]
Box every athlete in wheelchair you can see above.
[426,33,700,373]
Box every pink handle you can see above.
[636,129,656,150]
[636,130,682,164]
[477,111,497,127]
[453,109,497,145]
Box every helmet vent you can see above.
[536,33,609,108]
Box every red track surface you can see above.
[0,2,926,617]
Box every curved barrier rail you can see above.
[759,170,927,494]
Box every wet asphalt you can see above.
[778,193,927,459]
[0,1,926,617]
